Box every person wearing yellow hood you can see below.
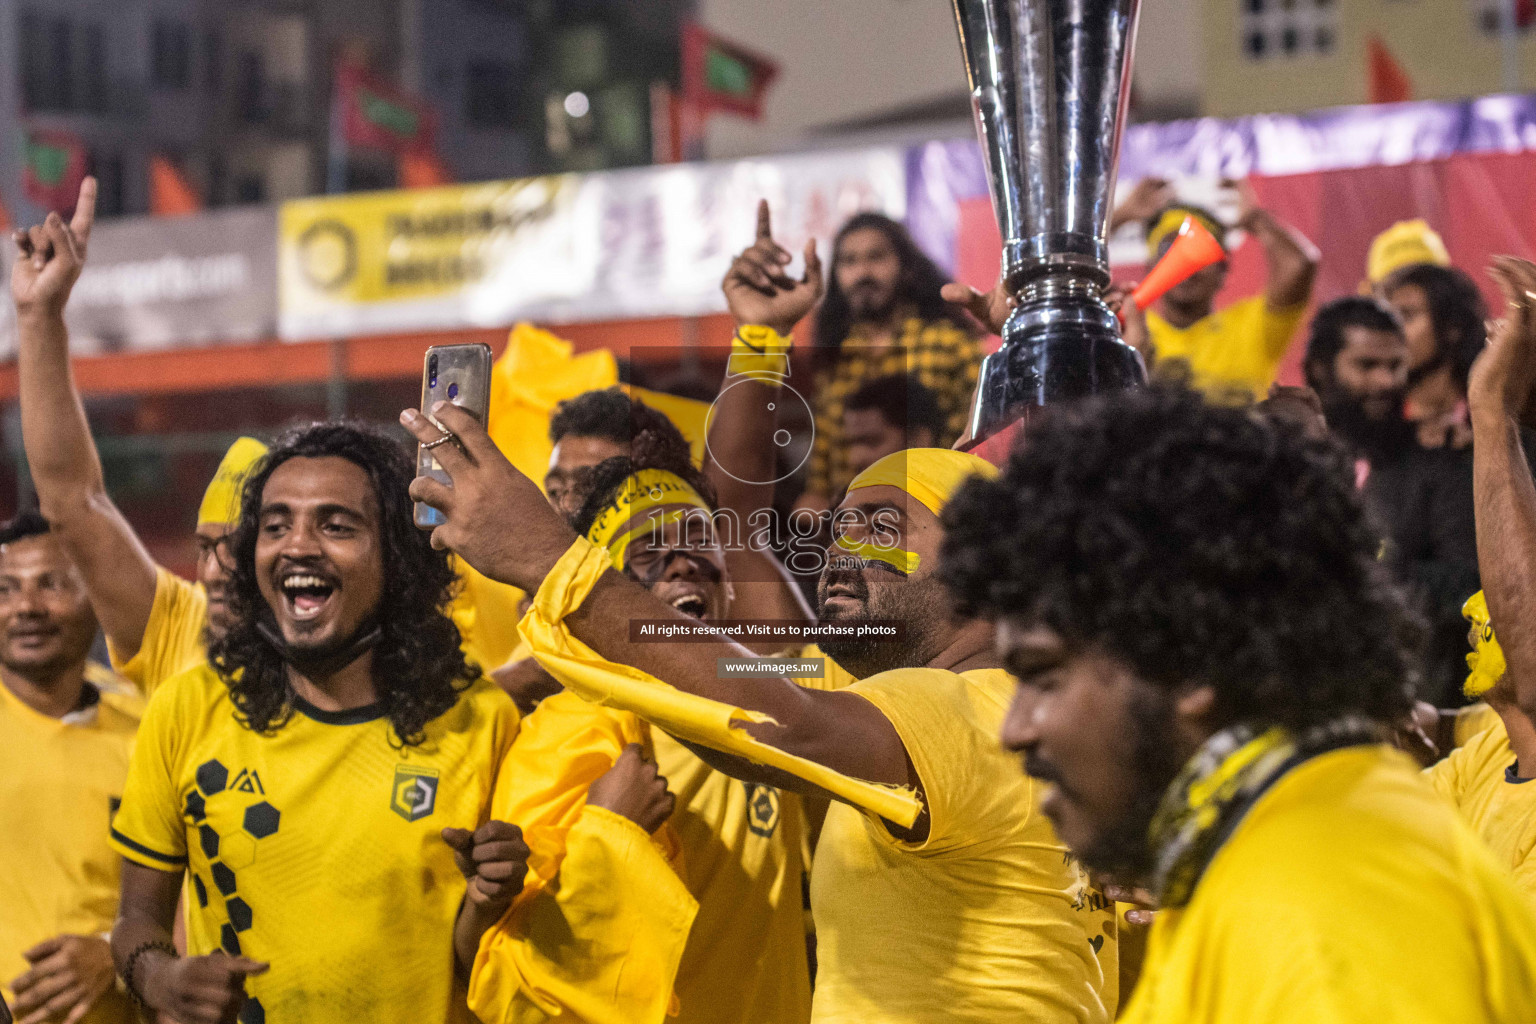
[11,177,264,696]
[1424,591,1536,903]
[403,380,1120,1022]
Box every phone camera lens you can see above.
[447,382,459,400]
[428,355,438,388]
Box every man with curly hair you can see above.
[938,383,1536,1023]
[105,423,528,1024]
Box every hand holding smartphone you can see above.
[414,343,493,529]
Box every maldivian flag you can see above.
[682,23,779,120]
[22,128,87,212]
[337,60,436,156]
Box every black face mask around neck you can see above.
[256,620,383,680]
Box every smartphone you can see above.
[414,342,493,529]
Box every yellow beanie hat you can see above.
[845,448,1000,517]
[1367,220,1451,285]
[197,437,269,527]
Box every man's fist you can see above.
[1471,255,1536,431]
[9,934,114,1024]
[442,820,531,920]
[721,200,824,338]
[587,743,676,834]
[144,952,268,1024]
[10,177,96,321]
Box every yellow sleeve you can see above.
[469,692,693,1024]
[1454,703,1502,747]
[1257,297,1308,363]
[108,568,208,696]
[845,669,1003,854]
[1424,743,1464,802]
[108,673,192,872]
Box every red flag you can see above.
[336,60,437,156]
[398,150,452,190]
[682,23,779,120]
[1367,36,1412,105]
[22,128,87,212]
[150,155,202,216]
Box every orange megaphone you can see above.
[1131,216,1226,311]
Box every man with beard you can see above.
[1139,185,1317,401]
[1305,296,1486,703]
[798,211,979,510]
[108,423,526,1024]
[939,383,1536,1023]
[403,396,1120,1022]
[1,513,139,1024]
[470,426,817,1024]
[11,176,265,696]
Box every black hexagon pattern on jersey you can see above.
[226,896,253,932]
[242,802,280,839]
[211,861,238,897]
[195,760,229,795]
[184,790,206,823]
[220,923,240,955]
[240,998,265,1024]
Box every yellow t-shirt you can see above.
[472,690,810,1024]
[1,675,141,1024]
[1428,715,1536,905]
[810,668,1116,1024]
[108,567,207,695]
[1122,745,1536,1024]
[1455,702,1503,747]
[110,663,518,1024]
[450,556,527,673]
[1147,296,1306,400]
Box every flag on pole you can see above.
[398,150,452,189]
[150,154,203,216]
[681,23,779,121]
[22,128,87,212]
[336,60,437,156]
[1367,36,1412,105]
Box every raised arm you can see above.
[706,200,819,634]
[1468,256,1536,722]
[402,403,912,798]
[11,178,159,658]
[1235,179,1319,311]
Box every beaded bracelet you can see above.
[122,939,176,1008]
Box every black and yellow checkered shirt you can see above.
[807,315,982,499]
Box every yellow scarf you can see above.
[586,469,711,570]
[1463,591,1507,699]
[518,537,924,827]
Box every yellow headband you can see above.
[197,437,269,527]
[1147,208,1226,261]
[1462,591,1507,699]
[845,448,1000,518]
[585,468,712,570]
[1367,219,1450,285]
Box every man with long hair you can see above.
[799,212,979,509]
[939,383,1536,1022]
[107,423,525,1024]
[1383,263,1488,449]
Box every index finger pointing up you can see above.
[70,177,97,249]
[756,199,773,242]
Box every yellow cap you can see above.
[585,468,712,570]
[1367,220,1450,285]
[197,437,269,527]
[845,448,1000,518]
[1462,590,1507,699]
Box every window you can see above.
[81,24,106,113]
[1240,0,1338,60]
[152,19,192,90]
[465,61,519,128]
[1475,0,1536,35]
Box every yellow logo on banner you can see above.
[278,176,575,313]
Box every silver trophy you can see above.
[951,0,1146,442]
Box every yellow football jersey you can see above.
[1428,715,1536,905]
[810,668,1116,1024]
[1123,745,1536,1024]
[110,662,518,1024]
[1,673,141,1024]
[107,567,207,696]
[1147,296,1306,401]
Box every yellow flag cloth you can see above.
[519,537,924,827]
[1368,219,1451,285]
[488,324,620,486]
[450,556,528,672]
[196,436,268,527]
[469,691,693,1024]
[1463,590,1507,699]
[845,448,999,517]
